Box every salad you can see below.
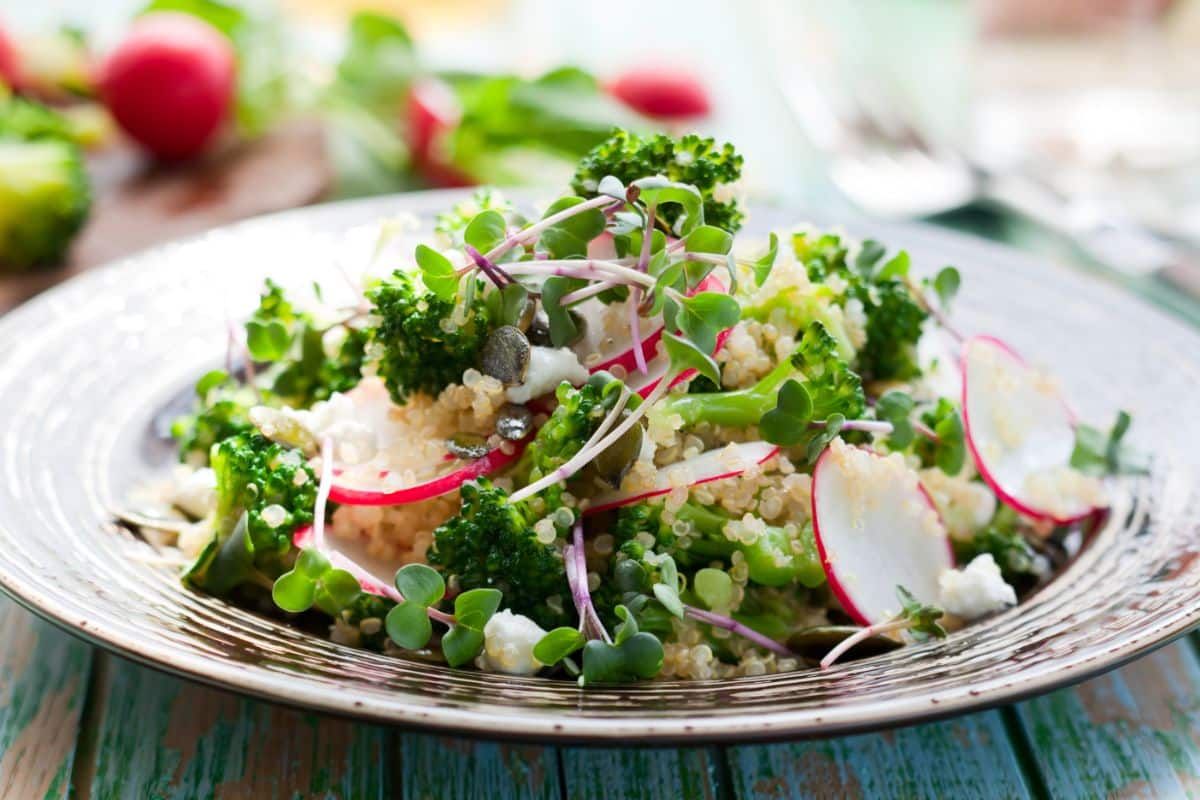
[125,129,1142,684]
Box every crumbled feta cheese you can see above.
[251,390,380,466]
[505,346,588,404]
[170,466,217,518]
[475,610,546,676]
[938,554,1016,620]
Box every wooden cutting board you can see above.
[0,118,331,314]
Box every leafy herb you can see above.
[1071,410,1148,476]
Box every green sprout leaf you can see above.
[759,379,814,447]
[533,627,587,665]
[684,225,733,256]
[806,413,845,464]
[313,568,362,616]
[441,625,486,667]
[1071,410,1148,477]
[394,563,446,607]
[540,276,584,347]
[580,632,665,685]
[876,390,916,449]
[676,291,740,355]
[195,369,230,397]
[539,196,606,259]
[484,282,530,328]
[694,568,733,611]
[453,587,503,630]
[753,232,779,287]
[915,399,966,475]
[272,570,317,613]
[415,244,458,302]
[597,175,625,199]
[878,250,911,281]
[896,585,946,640]
[632,178,704,235]
[385,600,433,650]
[245,319,291,362]
[662,332,720,386]
[855,239,886,276]
[464,209,508,254]
[932,266,961,309]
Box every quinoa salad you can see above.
[121,130,1142,684]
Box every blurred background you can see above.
[3,0,1200,318]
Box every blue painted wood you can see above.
[399,734,559,800]
[561,747,721,800]
[725,710,1030,799]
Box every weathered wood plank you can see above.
[560,747,721,800]
[85,654,390,799]
[725,710,1030,800]
[0,597,93,800]
[399,733,559,800]
[1014,639,1200,799]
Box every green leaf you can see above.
[385,600,433,650]
[195,369,229,397]
[759,379,814,447]
[415,244,458,302]
[394,563,445,607]
[580,632,665,684]
[533,627,586,665]
[272,570,316,613]
[876,390,916,449]
[805,414,845,464]
[684,225,733,256]
[613,605,639,644]
[753,232,779,287]
[295,547,331,579]
[442,625,486,667]
[333,11,415,115]
[632,178,704,235]
[878,251,911,281]
[314,569,362,616]
[896,585,946,640]
[245,319,291,362]
[597,175,625,199]
[453,588,503,630]
[652,583,684,619]
[540,276,584,347]
[464,210,508,254]
[1071,409,1147,476]
[484,283,530,328]
[662,332,720,386]
[676,292,740,354]
[694,568,733,610]
[855,239,886,275]
[932,266,961,308]
[543,196,605,242]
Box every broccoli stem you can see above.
[658,356,795,428]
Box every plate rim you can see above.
[1,189,1198,743]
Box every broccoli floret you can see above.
[184,433,317,596]
[653,321,865,431]
[796,231,927,383]
[171,387,258,466]
[611,500,825,589]
[426,479,570,629]
[0,134,90,272]
[514,374,633,510]
[368,269,491,402]
[570,129,744,233]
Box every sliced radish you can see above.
[811,439,952,626]
[293,525,400,599]
[585,440,779,515]
[329,441,526,506]
[578,273,728,377]
[961,335,1105,525]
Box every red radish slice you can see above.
[961,335,1105,525]
[580,273,728,377]
[812,440,952,626]
[585,440,779,515]
[329,440,527,506]
[293,525,400,599]
[608,68,712,120]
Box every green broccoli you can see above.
[612,500,825,589]
[246,280,367,407]
[796,232,927,383]
[426,479,570,629]
[570,129,744,233]
[184,433,317,596]
[0,104,90,271]
[170,383,258,465]
[368,269,491,402]
[652,321,865,432]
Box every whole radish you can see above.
[608,68,711,120]
[406,79,472,187]
[99,13,235,160]
[0,21,20,89]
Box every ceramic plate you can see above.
[0,191,1197,743]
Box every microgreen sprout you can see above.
[820,586,946,669]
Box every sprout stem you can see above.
[683,605,794,657]
[820,618,910,669]
[559,280,618,306]
[904,277,964,343]
[567,521,611,643]
[812,419,894,435]
[484,195,612,263]
[503,259,656,289]
[314,437,334,550]
[913,419,941,443]
[465,245,512,288]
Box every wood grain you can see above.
[560,747,722,800]
[1014,639,1200,799]
[0,597,93,800]
[84,654,389,799]
[399,734,559,800]
[724,711,1031,800]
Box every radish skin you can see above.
[328,440,527,506]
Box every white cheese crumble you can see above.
[505,346,588,404]
[251,392,379,466]
[937,554,1016,620]
[475,610,546,676]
